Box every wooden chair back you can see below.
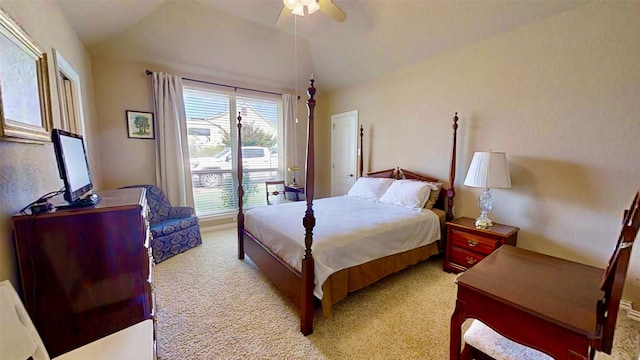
[598,190,639,354]
[265,180,287,205]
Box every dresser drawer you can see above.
[449,246,486,269]
[450,229,499,256]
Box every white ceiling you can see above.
[56,0,587,92]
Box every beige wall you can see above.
[2,0,638,308]
[324,2,640,304]
[92,56,156,189]
[0,1,98,291]
[89,0,314,210]
[313,93,331,198]
[91,55,311,226]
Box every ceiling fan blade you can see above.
[276,6,292,26]
[318,0,346,22]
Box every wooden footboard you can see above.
[243,230,302,306]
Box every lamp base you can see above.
[475,188,494,229]
[474,214,493,229]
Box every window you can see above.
[183,85,283,216]
[53,49,85,137]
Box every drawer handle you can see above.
[467,239,478,247]
[466,256,478,265]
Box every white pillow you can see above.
[347,177,395,201]
[378,180,436,211]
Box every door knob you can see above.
[349,174,354,177]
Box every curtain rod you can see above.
[145,69,294,97]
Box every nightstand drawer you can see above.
[449,246,485,269]
[450,230,499,256]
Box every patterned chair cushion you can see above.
[464,320,553,360]
[151,226,202,263]
[150,217,199,238]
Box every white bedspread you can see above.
[244,196,441,298]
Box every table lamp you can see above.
[463,151,512,229]
[288,165,300,187]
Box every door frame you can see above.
[331,110,359,196]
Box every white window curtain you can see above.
[151,71,194,207]
[283,94,299,185]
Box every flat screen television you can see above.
[51,129,98,207]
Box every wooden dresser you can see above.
[12,188,155,357]
[443,217,519,274]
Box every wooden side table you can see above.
[443,217,519,273]
[450,245,604,360]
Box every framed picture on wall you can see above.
[126,110,155,139]
[0,8,53,143]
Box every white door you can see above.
[331,110,358,196]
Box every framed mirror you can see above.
[0,7,52,143]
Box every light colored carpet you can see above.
[153,228,639,359]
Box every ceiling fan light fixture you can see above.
[277,0,345,25]
[292,3,305,16]
[283,0,298,10]
[307,1,320,14]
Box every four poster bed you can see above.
[236,80,459,335]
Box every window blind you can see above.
[183,87,282,216]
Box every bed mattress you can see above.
[244,196,441,298]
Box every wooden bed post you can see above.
[446,112,459,221]
[359,125,364,178]
[300,79,316,335]
[237,112,245,260]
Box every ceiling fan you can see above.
[276,0,346,26]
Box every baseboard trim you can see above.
[628,308,640,322]
[621,300,640,322]
[199,224,640,323]
[201,223,236,233]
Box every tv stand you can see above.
[55,193,101,210]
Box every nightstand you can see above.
[443,217,519,273]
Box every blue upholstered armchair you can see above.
[121,185,202,263]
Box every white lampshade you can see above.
[464,152,511,189]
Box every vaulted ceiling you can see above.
[57,0,587,92]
